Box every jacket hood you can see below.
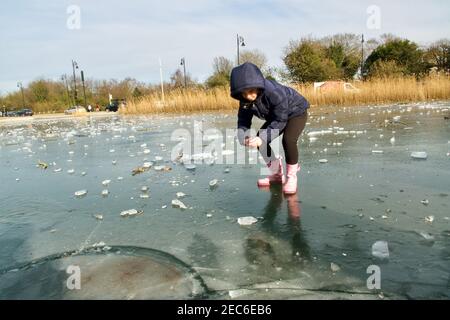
[230,62,265,101]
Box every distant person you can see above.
[87,105,92,112]
[230,62,310,195]
[95,104,100,112]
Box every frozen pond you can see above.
[0,102,449,299]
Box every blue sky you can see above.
[1,0,449,94]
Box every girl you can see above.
[230,62,309,194]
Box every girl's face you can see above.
[242,88,258,102]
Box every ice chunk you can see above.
[390,137,396,144]
[53,168,62,173]
[237,216,258,226]
[140,194,150,199]
[102,180,111,186]
[176,192,186,198]
[421,199,429,205]
[101,190,109,197]
[67,169,75,174]
[228,289,253,299]
[372,241,389,259]
[330,262,341,273]
[154,156,163,161]
[172,199,187,210]
[74,190,88,197]
[94,214,103,220]
[418,231,434,241]
[120,209,143,217]
[92,241,106,248]
[319,159,328,163]
[308,130,333,137]
[141,186,149,192]
[209,179,219,188]
[425,215,434,223]
[184,164,196,171]
[411,152,427,159]
[221,150,234,156]
[372,150,384,154]
[142,162,153,169]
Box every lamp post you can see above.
[180,58,187,88]
[17,82,25,109]
[236,34,245,65]
[81,70,87,108]
[72,60,79,105]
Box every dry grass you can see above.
[122,75,450,115]
[121,87,235,115]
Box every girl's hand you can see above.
[247,137,262,148]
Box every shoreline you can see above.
[0,111,116,125]
[1,100,449,126]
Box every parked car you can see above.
[16,108,33,117]
[105,99,126,112]
[6,111,18,117]
[64,106,87,115]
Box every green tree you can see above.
[29,80,50,103]
[320,33,371,79]
[363,39,427,78]
[283,40,341,82]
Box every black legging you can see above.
[257,111,308,165]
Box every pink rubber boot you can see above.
[257,157,285,187]
[283,163,300,195]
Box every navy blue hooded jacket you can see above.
[230,62,309,145]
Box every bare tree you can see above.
[212,56,233,75]
[239,49,268,70]
[170,68,195,88]
[426,39,450,72]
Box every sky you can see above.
[1,0,449,94]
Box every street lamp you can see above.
[180,58,187,88]
[237,34,245,65]
[72,60,79,105]
[17,82,25,109]
[81,70,87,108]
